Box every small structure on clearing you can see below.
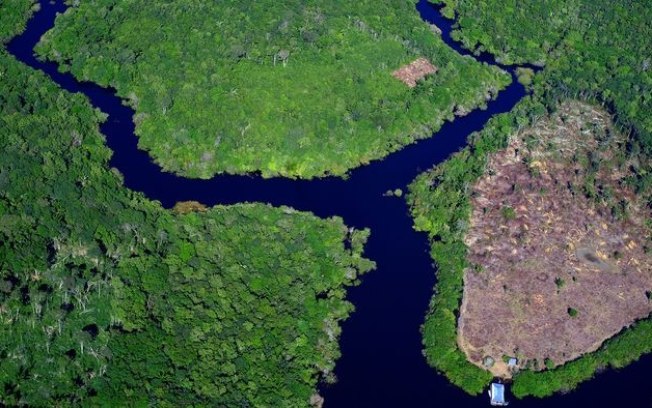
[507,358,518,369]
[482,356,495,368]
[391,57,437,88]
[489,383,509,406]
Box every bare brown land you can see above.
[392,57,438,87]
[172,200,208,214]
[458,101,652,378]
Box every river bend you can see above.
[6,1,652,406]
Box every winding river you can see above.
[7,0,652,406]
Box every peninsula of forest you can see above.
[409,0,652,398]
[36,0,508,178]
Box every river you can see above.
[6,0,652,406]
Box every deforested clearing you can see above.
[392,57,438,88]
[459,101,652,378]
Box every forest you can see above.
[433,0,652,157]
[4,0,652,403]
[0,2,374,405]
[35,0,509,179]
[409,0,652,397]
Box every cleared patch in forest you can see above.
[458,101,652,378]
[391,57,438,87]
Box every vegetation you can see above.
[5,0,651,403]
[407,0,652,398]
[0,3,374,405]
[515,67,535,86]
[36,0,509,179]
[408,97,546,395]
[432,0,652,156]
[409,93,652,397]
[512,319,652,397]
[499,205,515,221]
[0,0,35,42]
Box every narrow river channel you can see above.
[6,0,652,406]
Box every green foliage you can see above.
[515,67,534,87]
[0,4,374,405]
[512,319,652,397]
[99,207,374,407]
[500,205,516,220]
[418,241,493,395]
[409,0,652,398]
[1,31,120,404]
[407,97,547,394]
[433,0,652,156]
[434,0,580,65]
[36,0,510,179]
[0,0,35,42]
[567,307,578,318]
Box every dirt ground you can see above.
[458,101,652,378]
[392,57,437,87]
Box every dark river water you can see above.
[7,0,652,406]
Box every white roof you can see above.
[490,383,508,406]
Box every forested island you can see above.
[408,0,652,399]
[0,2,374,406]
[35,0,509,178]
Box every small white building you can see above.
[507,358,518,369]
[489,383,509,406]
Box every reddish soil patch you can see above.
[458,101,652,378]
[392,57,437,88]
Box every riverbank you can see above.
[6,0,652,406]
[408,97,652,397]
[35,0,509,179]
[408,0,652,399]
[0,2,374,406]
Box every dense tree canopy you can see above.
[433,0,652,154]
[0,3,373,405]
[36,0,509,178]
[5,0,651,403]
